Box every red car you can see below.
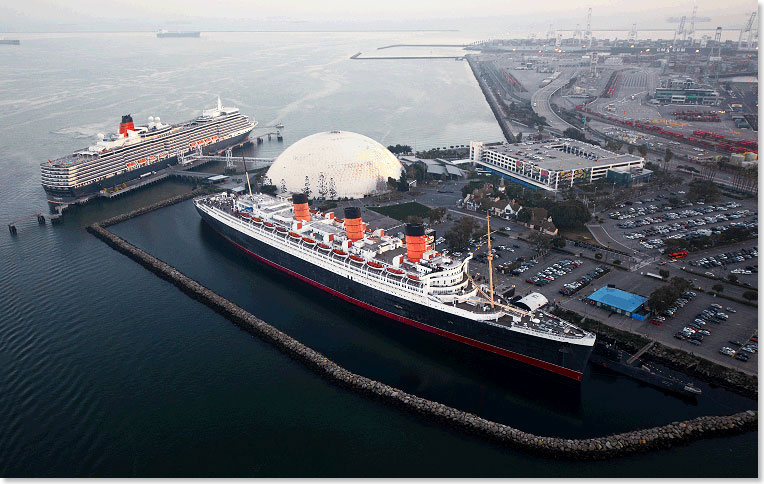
[649,319,663,326]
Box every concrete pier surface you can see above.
[86,192,757,461]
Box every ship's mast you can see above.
[486,212,495,308]
[245,171,253,197]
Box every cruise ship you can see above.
[194,191,596,380]
[41,98,256,203]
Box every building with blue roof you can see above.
[587,286,649,321]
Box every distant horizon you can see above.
[1,0,758,35]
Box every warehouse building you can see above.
[586,286,649,321]
[469,138,644,192]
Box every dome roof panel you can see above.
[265,131,403,199]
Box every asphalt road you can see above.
[531,69,580,133]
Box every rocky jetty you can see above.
[86,192,757,460]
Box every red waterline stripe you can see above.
[223,232,583,381]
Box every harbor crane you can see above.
[687,5,697,41]
[584,8,592,48]
[738,11,757,50]
[674,16,686,43]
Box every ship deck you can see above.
[198,193,595,343]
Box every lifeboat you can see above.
[241,213,251,219]
[318,243,331,251]
[212,135,219,141]
[332,249,348,257]
[407,274,420,281]
[309,209,319,214]
[335,218,344,224]
[189,142,196,148]
[302,237,316,245]
[159,152,168,159]
[263,222,275,230]
[126,162,137,168]
[148,155,158,162]
[386,267,404,276]
[367,261,383,269]
[252,217,263,224]
[349,255,364,263]
[275,226,288,233]
[137,159,147,164]
[288,231,301,239]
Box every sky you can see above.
[0,0,759,33]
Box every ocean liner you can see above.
[41,98,255,203]
[194,190,596,380]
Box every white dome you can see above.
[266,131,403,199]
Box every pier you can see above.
[86,193,757,461]
[8,213,48,234]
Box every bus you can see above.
[666,250,689,260]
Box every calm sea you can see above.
[0,32,756,477]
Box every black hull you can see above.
[196,206,594,380]
[590,346,701,397]
[44,132,251,204]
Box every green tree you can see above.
[627,145,635,154]
[659,269,670,278]
[444,216,479,250]
[727,274,739,283]
[261,184,278,196]
[687,179,720,202]
[517,209,531,223]
[551,235,566,248]
[516,132,523,143]
[528,231,552,252]
[712,284,724,293]
[663,148,674,171]
[563,127,586,142]
[398,172,409,192]
[613,259,621,265]
[742,291,757,301]
[637,144,648,158]
[428,207,447,225]
[595,253,603,260]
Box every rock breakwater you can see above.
[87,195,757,460]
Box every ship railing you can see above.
[217,207,424,295]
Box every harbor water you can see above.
[0,31,756,477]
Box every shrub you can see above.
[712,284,724,293]
[742,291,757,301]
[595,253,603,260]
[659,269,670,278]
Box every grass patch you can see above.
[559,227,595,243]
[368,202,432,222]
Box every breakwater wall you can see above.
[465,55,516,143]
[554,308,758,399]
[99,188,207,228]
[87,197,757,460]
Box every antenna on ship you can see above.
[217,96,222,111]
[245,170,253,197]
[486,212,495,309]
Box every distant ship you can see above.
[0,37,20,45]
[41,98,255,203]
[194,192,596,381]
[157,30,201,38]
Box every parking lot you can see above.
[357,178,758,375]
[559,264,757,374]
